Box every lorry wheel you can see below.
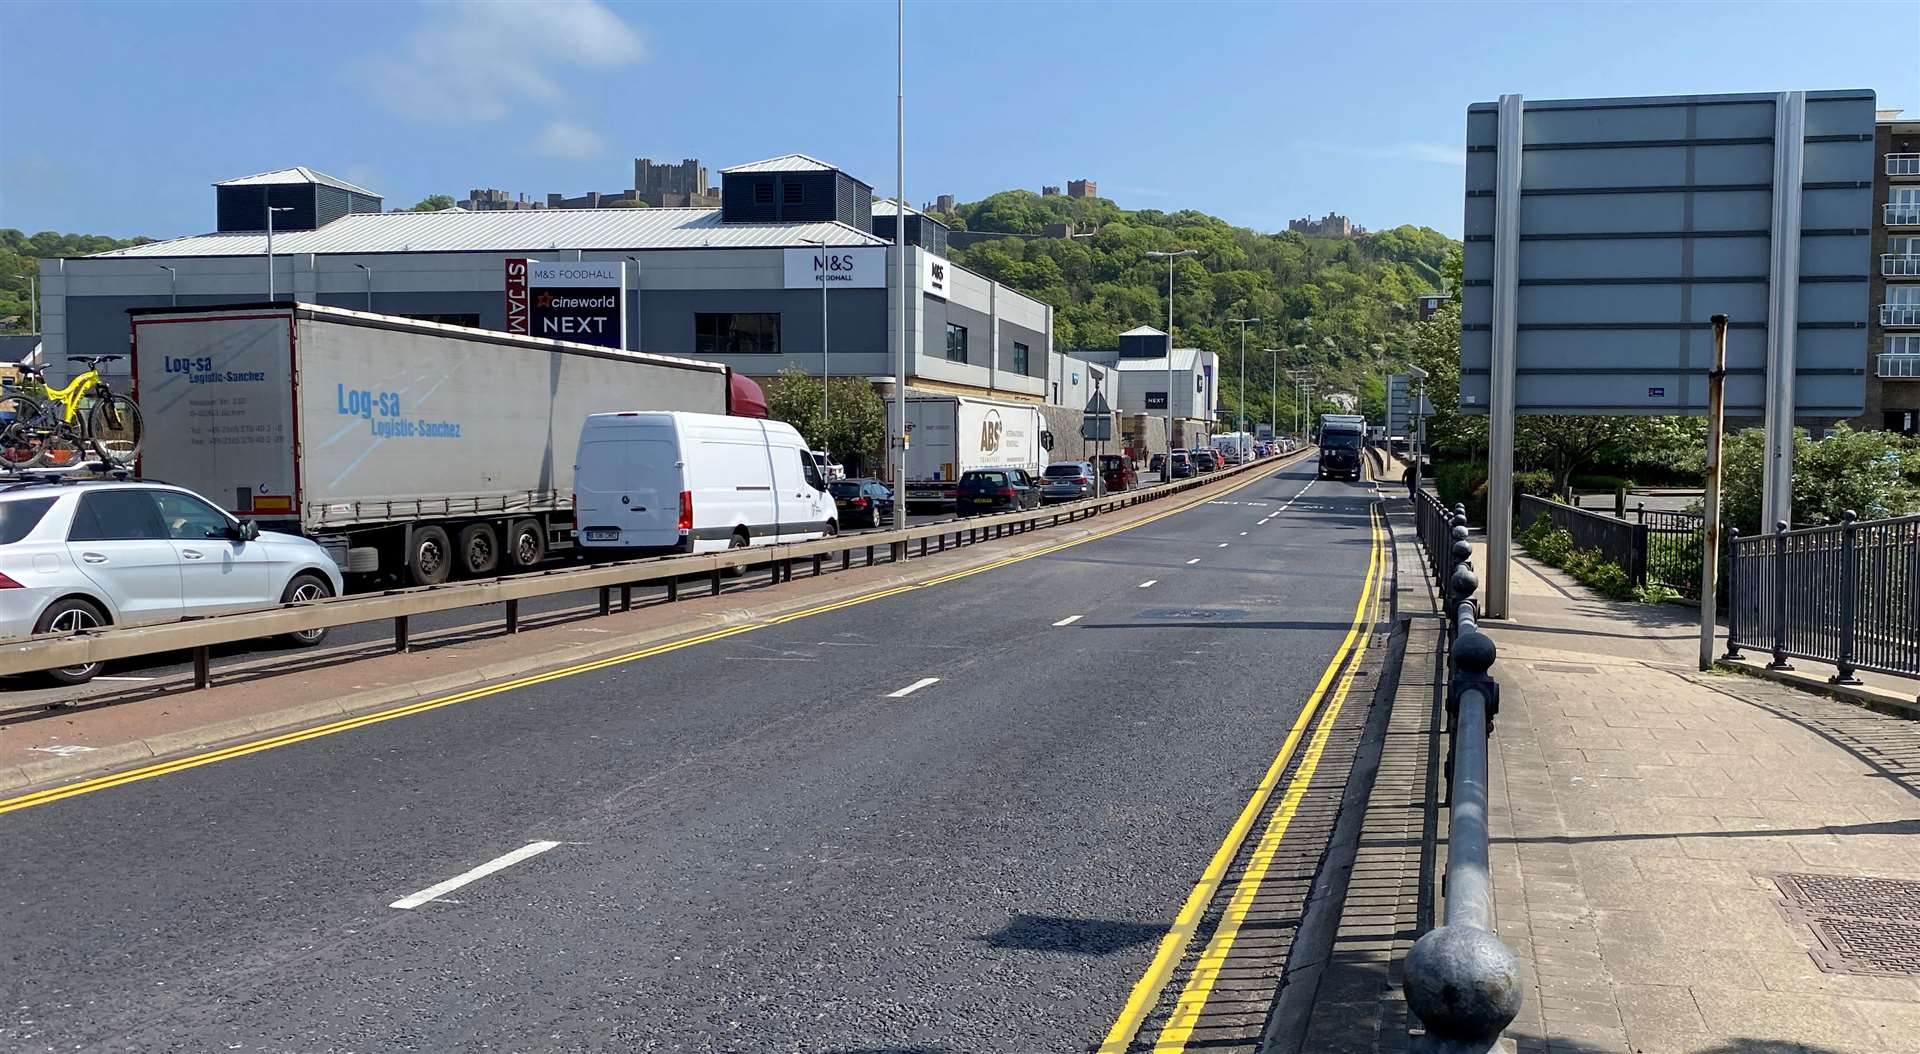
[410,526,452,586]
[457,524,499,577]
[507,519,545,571]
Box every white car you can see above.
[0,479,345,685]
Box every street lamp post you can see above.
[265,204,293,302]
[354,263,373,312]
[891,0,908,549]
[157,265,178,307]
[802,237,831,448]
[1407,364,1430,498]
[1267,349,1281,443]
[1144,248,1200,481]
[1229,316,1259,460]
[625,256,644,351]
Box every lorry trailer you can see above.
[889,394,1046,508]
[131,303,731,586]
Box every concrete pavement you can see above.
[0,458,1386,1052]
[1295,497,1920,1054]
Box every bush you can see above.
[1435,464,1556,526]
[1570,473,1634,493]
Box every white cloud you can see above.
[533,119,606,160]
[1295,141,1465,167]
[352,0,645,125]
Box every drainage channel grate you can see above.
[1774,873,1920,976]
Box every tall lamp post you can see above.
[1406,363,1430,497]
[890,0,908,549]
[354,263,373,312]
[157,265,178,307]
[265,204,293,302]
[1144,248,1200,481]
[802,237,831,448]
[1228,316,1259,460]
[1266,349,1282,443]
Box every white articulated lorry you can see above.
[131,304,731,586]
[889,394,1046,508]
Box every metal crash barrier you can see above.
[0,448,1315,688]
[1405,503,1522,1053]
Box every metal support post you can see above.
[1484,93,1524,620]
[506,598,520,633]
[1762,91,1806,532]
[1833,511,1861,685]
[1699,314,1730,671]
[394,615,410,652]
[621,585,632,611]
[667,578,679,602]
[1723,528,1743,660]
[193,646,211,690]
[1768,521,1793,670]
[598,586,611,616]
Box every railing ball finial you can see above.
[1451,539,1473,566]
[1843,509,1857,524]
[1450,524,1471,545]
[1776,519,1789,534]
[1449,565,1479,602]
[1454,629,1497,674]
[1404,925,1523,1043]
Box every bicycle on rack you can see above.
[0,355,145,470]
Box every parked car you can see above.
[956,468,1042,515]
[1192,449,1220,473]
[1098,453,1136,493]
[1040,461,1098,503]
[1149,453,1167,475]
[830,478,893,529]
[574,411,838,557]
[1170,450,1194,478]
[0,478,345,685]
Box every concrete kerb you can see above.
[3,454,1309,793]
[1718,655,1920,719]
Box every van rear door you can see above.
[575,424,681,549]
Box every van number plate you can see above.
[584,529,621,541]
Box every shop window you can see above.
[695,313,781,354]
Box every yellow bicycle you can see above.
[0,355,144,470]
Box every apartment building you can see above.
[1860,110,1920,435]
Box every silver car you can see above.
[0,479,344,685]
[1040,461,1098,503]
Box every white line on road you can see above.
[887,677,941,698]
[1217,542,1229,548]
[1052,615,1083,626]
[390,841,562,910]
[1239,531,1248,537]
[1186,558,1200,565]
[1138,580,1158,588]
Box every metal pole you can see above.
[1698,314,1730,671]
[355,263,373,312]
[1833,510,1861,685]
[1768,520,1792,670]
[1414,378,1427,497]
[1166,255,1175,479]
[821,239,829,434]
[1762,91,1807,532]
[626,255,644,352]
[890,0,908,548]
[159,265,177,307]
[28,274,37,331]
[1484,92,1524,620]
[266,198,275,302]
[1269,349,1277,442]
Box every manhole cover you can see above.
[1137,609,1247,621]
[1773,873,1920,976]
[1532,662,1600,674]
[1776,873,1920,922]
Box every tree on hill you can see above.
[404,195,457,212]
[945,190,1453,430]
[1,229,155,333]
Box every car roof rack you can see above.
[0,464,148,492]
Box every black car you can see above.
[830,478,894,529]
[956,468,1042,515]
[1191,449,1220,473]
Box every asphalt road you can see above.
[0,458,1380,1052]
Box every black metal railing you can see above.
[1637,505,1705,598]
[1516,494,1648,585]
[1404,503,1521,1053]
[1727,512,1920,681]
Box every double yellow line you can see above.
[1099,501,1384,1053]
[0,461,1297,818]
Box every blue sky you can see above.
[2,0,1913,241]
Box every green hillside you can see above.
[941,190,1454,428]
[2,229,155,332]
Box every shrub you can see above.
[1570,473,1634,493]
[1526,526,1574,565]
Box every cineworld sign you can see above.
[506,260,627,349]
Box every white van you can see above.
[573,411,838,556]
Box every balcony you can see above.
[1889,203,1920,227]
[1890,154,1920,178]
[1883,303,1920,327]
[1886,254,1920,277]
[1879,354,1920,379]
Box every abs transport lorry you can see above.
[131,304,730,586]
[889,394,1045,508]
